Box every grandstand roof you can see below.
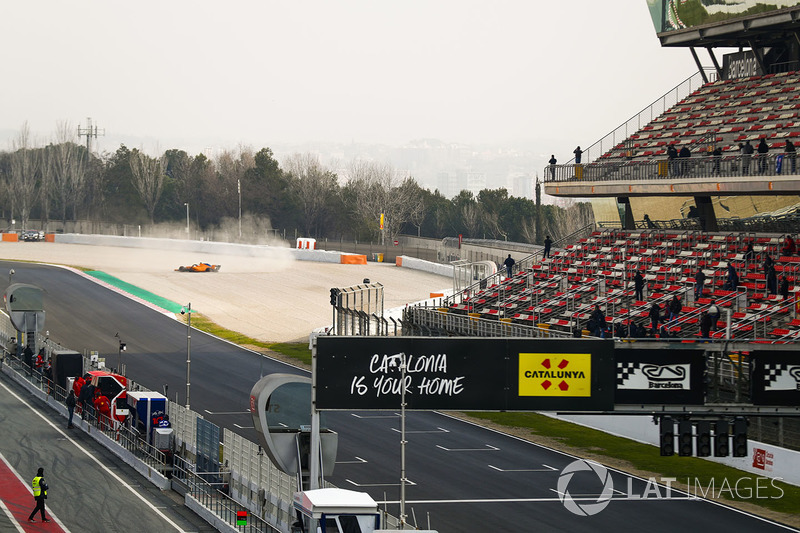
[658,6,800,48]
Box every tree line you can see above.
[0,123,593,245]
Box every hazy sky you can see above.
[2,1,699,161]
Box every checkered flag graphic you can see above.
[617,362,638,385]
[763,363,787,385]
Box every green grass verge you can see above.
[267,342,313,366]
[465,412,799,516]
[185,314,312,366]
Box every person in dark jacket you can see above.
[573,146,582,164]
[667,144,678,175]
[766,264,778,295]
[699,311,712,339]
[543,236,553,259]
[678,145,691,175]
[757,138,769,174]
[27,467,49,523]
[712,145,722,174]
[785,139,796,174]
[548,155,557,179]
[725,263,739,290]
[742,140,754,174]
[633,271,645,301]
[667,295,682,323]
[744,242,756,261]
[503,254,515,278]
[79,381,95,419]
[648,303,661,334]
[23,345,34,368]
[66,390,77,429]
[590,305,606,338]
[694,268,706,300]
[779,275,790,300]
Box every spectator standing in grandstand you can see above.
[742,140,754,174]
[667,295,682,323]
[699,311,712,339]
[785,139,796,173]
[644,214,656,229]
[763,253,775,275]
[725,263,739,290]
[766,264,778,295]
[648,302,661,334]
[503,254,515,278]
[667,145,678,176]
[695,267,707,299]
[708,300,720,331]
[573,146,582,164]
[757,138,770,174]
[590,304,606,338]
[744,242,756,261]
[712,145,722,174]
[678,145,691,175]
[543,235,553,259]
[548,155,557,179]
[779,275,790,300]
[633,270,645,301]
[781,234,796,256]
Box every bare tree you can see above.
[538,200,595,242]
[213,146,255,219]
[346,159,419,241]
[50,121,87,222]
[129,149,167,223]
[283,152,338,237]
[9,123,40,229]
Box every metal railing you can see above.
[567,70,715,164]
[403,305,575,338]
[544,152,800,184]
[173,456,281,533]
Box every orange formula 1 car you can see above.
[175,262,221,272]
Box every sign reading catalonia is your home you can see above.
[314,337,615,411]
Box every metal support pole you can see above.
[186,302,192,409]
[184,203,190,238]
[310,338,321,489]
[399,353,407,529]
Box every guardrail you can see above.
[544,153,799,184]
[174,456,282,533]
[404,306,575,338]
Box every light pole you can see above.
[182,303,192,409]
[184,202,190,238]
[238,179,242,239]
[388,352,408,529]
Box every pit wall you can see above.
[548,413,800,487]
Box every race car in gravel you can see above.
[175,262,221,272]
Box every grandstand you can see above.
[407,228,799,342]
[401,3,800,453]
[543,3,800,231]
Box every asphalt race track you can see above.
[0,260,796,532]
